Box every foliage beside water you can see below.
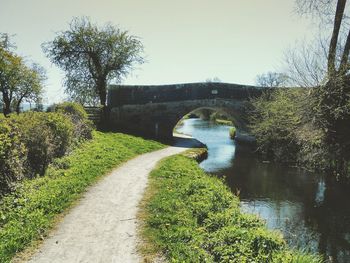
[140,154,323,262]
[248,89,330,170]
[229,127,236,139]
[249,80,350,180]
[215,119,233,126]
[0,131,164,262]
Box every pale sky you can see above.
[0,0,318,103]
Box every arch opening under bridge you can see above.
[107,82,269,143]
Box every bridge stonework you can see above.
[107,82,267,142]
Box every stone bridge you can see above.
[107,82,268,142]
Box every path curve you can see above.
[27,136,202,263]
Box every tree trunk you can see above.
[328,0,347,77]
[2,93,11,116]
[99,88,106,107]
[97,77,108,127]
[15,98,23,114]
[339,28,350,73]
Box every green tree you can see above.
[0,34,45,116]
[42,17,144,108]
[0,46,23,115]
[12,63,45,114]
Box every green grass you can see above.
[215,119,233,126]
[0,131,164,262]
[140,154,323,263]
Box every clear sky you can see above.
[0,0,318,104]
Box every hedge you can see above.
[0,103,93,193]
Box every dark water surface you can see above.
[176,118,350,263]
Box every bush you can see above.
[48,102,93,142]
[50,102,88,119]
[0,111,74,191]
[248,89,303,163]
[16,112,74,176]
[0,106,94,195]
[0,119,26,194]
[229,127,236,139]
[248,89,331,171]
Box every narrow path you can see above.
[28,136,202,263]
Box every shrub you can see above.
[50,102,88,119]
[248,89,332,171]
[0,119,26,193]
[15,112,74,176]
[248,89,303,163]
[229,127,236,139]
[48,102,93,141]
[0,108,92,195]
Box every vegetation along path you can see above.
[28,136,202,263]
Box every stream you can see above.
[176,118,350,263]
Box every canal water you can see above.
[176,118,350,263]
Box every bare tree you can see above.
[283,38,329,87]
[255,72,288,87]
[294,0,350,176]
[295,0,350,78]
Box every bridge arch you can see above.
[107,82,267,143]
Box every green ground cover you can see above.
[215,119,234,126]
[0,131,164,262]
[140,154,323,263]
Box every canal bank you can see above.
[176,118,350,263]
[139,145,321,262]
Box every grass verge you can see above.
[0,131,164,262]
[215,119,234,126]
[139,154,324,263]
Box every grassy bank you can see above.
[0,131,164,262]
[215,118,233,126]
[139,154,323,263]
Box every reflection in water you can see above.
[315,179,326,206]
[176,118,350,263]
[177,119,235,172]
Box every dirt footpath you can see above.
[28,137,202,263]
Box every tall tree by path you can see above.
[43,17,144,109]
